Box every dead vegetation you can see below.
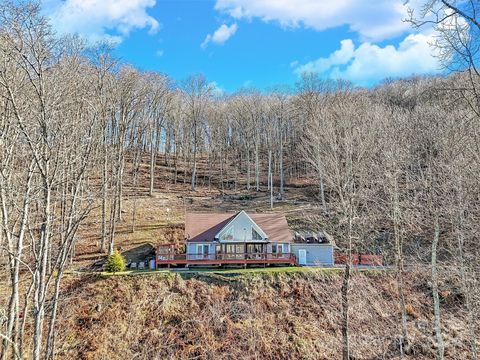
[53,270,474,360]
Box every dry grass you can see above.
[53,270,474,360]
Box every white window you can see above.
[272,244,284,254]
[197,244,209,255]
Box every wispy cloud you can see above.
[201,23,238,49]
[44,0,160,43]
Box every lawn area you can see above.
[99,266,343,277]
[97,265,392,278]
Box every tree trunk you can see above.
[101,131,108,252]
[268,150,272,191]
[246,145,251,190]
[269,150,273,209]
[149,125,155,196]
[255,141,260,191]
[392,177,409,355]
[318,158,326,209]
[341,262,351,360]
[33,183,52,360]
[341,211,353,360]
[432,215,444,360]
[191,117,197,191]
[319,176,326,209]
[279,137,284,198]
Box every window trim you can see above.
[196,244,209,255]
[272,243,284,254]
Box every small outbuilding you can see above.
[290,231,334,266]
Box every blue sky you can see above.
[43,0,442,92]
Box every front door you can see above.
[298,249,307,265]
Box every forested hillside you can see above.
[0,1,479,359]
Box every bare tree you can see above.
[182,75,212,191]
[303,85,381,359]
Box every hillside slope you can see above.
[55,269,472,360]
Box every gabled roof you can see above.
[214,210,268,240]
[185,211,293,243]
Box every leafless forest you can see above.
[1,1,479,359]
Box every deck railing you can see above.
[156,252,297,264]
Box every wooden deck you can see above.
[156,253,297,267]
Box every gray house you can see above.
[290,231,334,266]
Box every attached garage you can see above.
[291,243,334,266]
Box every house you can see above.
[155,210,335,268]
[156,210,295,267]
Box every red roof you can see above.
[185,212,293,243]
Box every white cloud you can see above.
[156,49,164,57]
[209,81,225,96]
[201,23,238,48]
[293,32,442,85]
[214,0,414,41]
[44,0,160,43]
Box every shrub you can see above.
[405,303,417,318]
[439,290,452,302]
[105,250,126,273]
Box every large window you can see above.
[220,226,234,241]
[252,227,263,240]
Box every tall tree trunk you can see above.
[101,131,108,252]
[268,150,272,190]
[33,183,52,360]
[279,136,284,198]
[117,153,124,222]
[1,162,32,360]
[270,171,273,210]
[220,148,225,196]
[269,150,273,209]
[341,263,351,360]
[246,146,251,191]
[341,210,353,360]
[432,215,444,360]
[392,177,409,355]
[108,189,118,255]
[255,141,260,191]
[191,115,198,191]
[318,158,326,209]
[149,124,155,196]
